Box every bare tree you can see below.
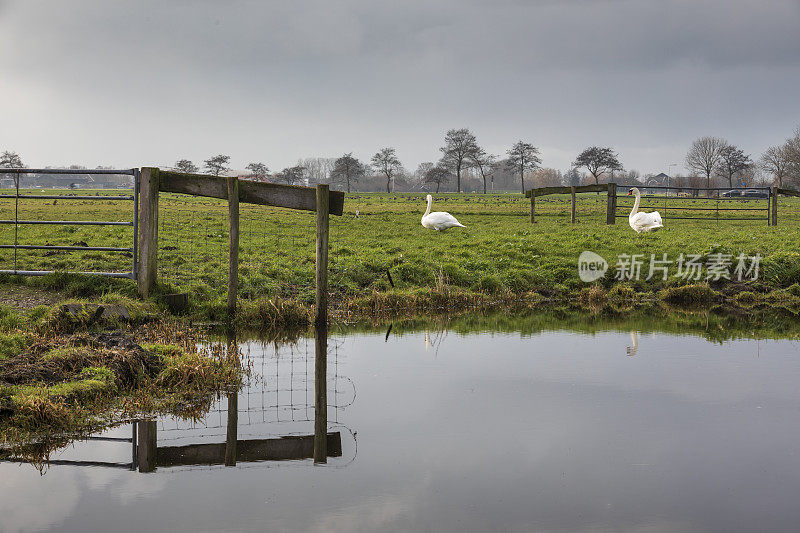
[717,144,752,188]
[685,137,726,192]
[1,151,24,188]
[564,167,583,186]
[786,128,800,187]
[330,153,366,193]
[440,128,478,193]
[423,164,451,193]
[1,151,24,168]
[371,147,402,193]
[204,154,231,176]
[245,162,270,182]
[505,141,542,193]
[573,146,622,186]
[275,165,305,186]
[760,145,790,187]
[531,168,563,188]
[298,157,336,185]
[415,162,435,185]
[470,147,497,194]
[174,159,198,174]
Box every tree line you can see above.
[3,125,799,192]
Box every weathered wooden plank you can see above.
[157,170,344,215]
[778,187,800,198]
[241,180,345,216]
[155,433,342,466]
[525,183,609,197]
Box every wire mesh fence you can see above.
[157,193,323,302]
[156,191,388,304]
[156,335,354,448]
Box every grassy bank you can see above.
[1,191,799,324]
[0,300,245,458]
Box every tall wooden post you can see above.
[314,184,329,464]
[313,322,328,463]
[224,329,238,466]
[606,182,617,225]
[137,167,159,297]
[225,390,238,466]
[315,184,330,327]
[227,177,239,316]
[772,186,778,226]
[570,186,577,223]
[530,193,536,223]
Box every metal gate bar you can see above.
[0,167,139,279]
[615,185,771,224]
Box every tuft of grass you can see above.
[734,291,758,307]
[608,284,635,302]
[237,297,312,329]
[659,283,721,305]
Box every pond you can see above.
[3,318,800,532]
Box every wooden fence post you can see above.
[137,420,157,473]
[315,184,329,327]
[606,182,617,224]
[227,177,239,316]
[225,329,238,466]
[137,167,159,297]
[570,186,576,223]
[314,184,329,463]
[314,322,328,463]
[530,193,536,223]
[772,186,778,226]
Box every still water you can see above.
[3,326,800,532]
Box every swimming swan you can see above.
[421,194,465,231]
[627,187,663,233]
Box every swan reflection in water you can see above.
[626,331,639,357]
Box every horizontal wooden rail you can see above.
[778,187,800,198]
[525,183,608,197]
[155,169,344,215]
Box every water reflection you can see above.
[627,331,639,356]
[1,323,348,474]
[3,314,800,532]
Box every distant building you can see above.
[0,172,132,189]
[645,173,670,187]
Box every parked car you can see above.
[742,189,768,198]
[721,190,742,197]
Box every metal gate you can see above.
[614,185,773,225]
[0,168,139,279]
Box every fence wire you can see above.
[156,335,354,446]
[158,194,323,301]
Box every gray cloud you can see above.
[1,0,798,173]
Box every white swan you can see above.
[421,194,465,231]
[627,187,663,233]
[626,331,639,357]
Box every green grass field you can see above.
[2,189,799,317]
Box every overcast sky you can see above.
[1,0,799,175]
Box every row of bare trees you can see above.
[685,129,800,190]
[5,125,798,193]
